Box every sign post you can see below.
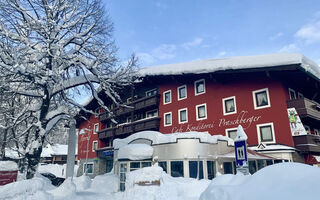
[234,125,249,175]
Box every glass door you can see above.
[119,163,127,191]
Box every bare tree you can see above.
[0,0,136,179]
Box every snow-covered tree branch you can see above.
[0,0,137,179]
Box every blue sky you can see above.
[106,0,320,67]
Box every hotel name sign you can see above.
[171,110,261,133]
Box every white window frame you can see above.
[196,103,207,121]
[225,127,238,140]
[177,85,187,101]
[163,90,172,105]
[222,96,237,115]
[256,123,276,144]
[297,92,304,99]
[252,88,271,110]
[93,123,99,134]
[314,128,319,136]
[145,88,157,97]
[194,79,206,96]
[178,108,188,124]
[146,109,158,118]
[288,88,296,100]
[83,162,94,174]
[164,112,172,127]
[92,140,98,151]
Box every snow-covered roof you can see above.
[113,131,233,149]
[140,53,320,80]
[0,161,18,171]
[118,143,153,160]
[41,144,78,157]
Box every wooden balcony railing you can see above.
[293,134,320,153]
[98,117,161,139]
[99,94,160,121]
[287,97,320,121]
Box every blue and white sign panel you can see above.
[234,140,249,175]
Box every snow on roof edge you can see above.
[113,130,233,149]
[139,53,320,80]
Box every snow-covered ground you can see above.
[0,162,319,200]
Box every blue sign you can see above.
[102,150,114,157]
[234,140,248,167]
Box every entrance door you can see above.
[106,160,113,173]
[119,163,127,191]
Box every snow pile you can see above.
[118,143,153,160]
[89,173,119,193]
[72,175,92,191]
[123,165,210,200]
[140,53,320,80]
[126,166,163,187]
[114,131,233,149]
[200,162,320,200]
[234,125,247,142]
[48,178,76,197]
[0,161,18,171]
[0,174,54,200]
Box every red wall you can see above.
[158,77,294,147]
[78,115,105,159]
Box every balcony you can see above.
[287,97,320,121]
[98,117,161,140]
[99,94,160,122]
[293,134,320,153]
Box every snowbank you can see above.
[114,130,233,149]
[200,162,320,200]
[0,161,18,171]
[118,143,153,160]
[89,173,119,193]
[123,166,210,200]
[0,174,54,200]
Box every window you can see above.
[178,108,188,124]
[92,140,98,151]
[289,88,296,100]
[146,88,157,97]
[314,129,319,136]
[222,96,237,115]
[257,123,276,143]
[257,160,265,170]
[164,112,172,126]
[93,123,99,134]
[252,88,271,109]
[178,85,187,100]
[249,161,257,174]
[225,128,237,140]
[297,92,304,99]
[266,160,273,166]
[304,125,311,134]
[83,163,94,174]
[146,109,158,118]
[196,104,207,120]
[194,79,205,95]
[189,161,204,179]
[129,161,152,172]
[223,162,233,174]
[159,161,167,173]
[163,90,172,104]
[207,161,216,180]
[170,161,184,177]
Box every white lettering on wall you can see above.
[170,110,261,133]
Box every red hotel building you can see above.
[76,53,320,177]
